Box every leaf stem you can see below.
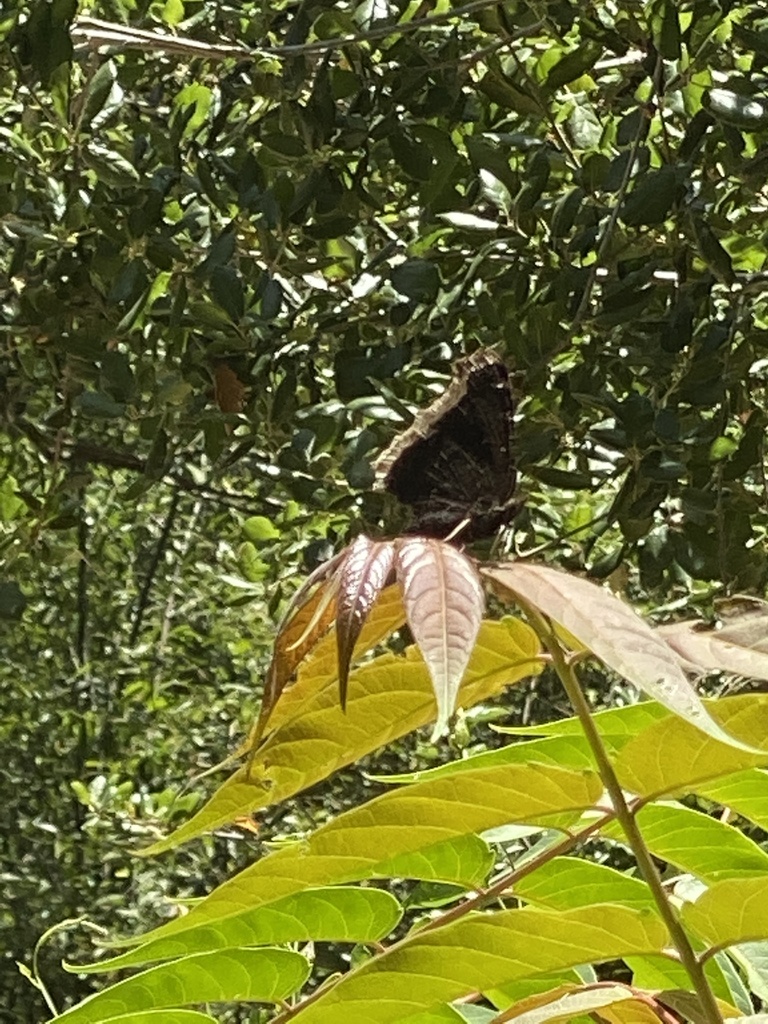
[528,608,724,1024]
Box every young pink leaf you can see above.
[658,619,768,681]
[395,536,485,737]
[486,562,761,752]
[336,535,396,709]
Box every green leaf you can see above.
[515,857,655,913]
[243,516,280,542]
[550,187,584,239]
[377,834,493,889]
[82,144,141,186]
[0,477,26,522]
[477,73,540,115]
[545,43,602,89]
[495,700,668,740]
[69,888,402,973]
[620,167,680,226]
[80,61,118,127]
[704,88,768,130]
[607,803,768,884]
[262,133,307,158]
[683,878,768,949]
[197,230,237,275]
[53,949,310,1023]
[376,732,599,785]
[390,131,435,180]
[134,761,601,953]
[391,260,441,303]
[21,0,76,85]
[101,350,136,402]
[614,698,768,798]
[162,0,185,27]
[142,616,542,853]
[210,266,245,322]
[290,905,668,1022]
[691,217,736,284]
[77,391,126,419]
[0,581,26,620]
[697,768,768,831]
[651,0,681,60]
[710,435,739,460]
[68,1013,216,1024]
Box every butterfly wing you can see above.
[378,351,518,540]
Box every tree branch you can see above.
[71,5,541,62]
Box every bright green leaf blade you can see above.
[290,905,668,1023]
[51,949,310,1023]
[69,887,401,973]
[400,1008,467,1024]
[614,697,768,798]
[515,857,655,912]
[115,762,601,952]
[73,1013,216,1024]
[143,617,542,853]
[627,953,746,1010]
[376,834,493,888]
[683,878,768,948]
[696,769,768,829]
[605,804,768,883]
[372,730,630,787]
[497,702,668,739]
[487,969,596,1015]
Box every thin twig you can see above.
[129,487,181,646]
[72,3,537,63]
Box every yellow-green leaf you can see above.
[51,949,309,1023]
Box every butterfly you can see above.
[375,349,519,541]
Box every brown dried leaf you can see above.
[253,555,345,741]
[213,363,247,413]
[336,535,396,710]
[395,536,485,736]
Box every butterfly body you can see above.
[376,350,518,541]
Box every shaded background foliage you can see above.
[1,0,768,1018]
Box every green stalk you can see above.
[529,608,723,1024]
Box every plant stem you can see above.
[530,611,723,1024]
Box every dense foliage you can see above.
[2,0,768,1019]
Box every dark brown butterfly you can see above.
[376,349,519,541]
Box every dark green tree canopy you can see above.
[2,0,768,1016]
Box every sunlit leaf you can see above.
[658,618,768,680]
[683,878,768,949]
[485,563,761,752]
[288,905,668,1022]
[68,887,401,973]
[396,537,485,736]
[336,535,395,708]
[613,698,768,798]
[132,761,601,949]
[51,949,309,1023]
[492,983,649,1024]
